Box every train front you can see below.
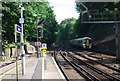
[83,38,92,49]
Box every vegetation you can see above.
[74,2,120,42]
[2,1,120,47]
[2,2,58,45]
[50,2,120,44]
[57,18,76,44]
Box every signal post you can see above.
[37,19,46,57]
[19,0,25,75]
[37,26,43,57]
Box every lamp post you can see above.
[19,0,25,75]
[0,25,2,56]
[33,14,42,58]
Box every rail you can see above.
[59,51,101,81]
[67,51,120,81]
[75,52,120,73]
[81,10,120,23]
[52,50,69,81]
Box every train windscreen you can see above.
[86,39,92,46]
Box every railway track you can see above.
[51,44,120,80]
[75,52,120,72]
[53,50,120,81]
[52,51,69,81]
[66,51,120,81]
[53,51,86,80]
[68,49,120,71]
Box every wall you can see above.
[93,39,116,55]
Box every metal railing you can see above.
[81,10,120,22]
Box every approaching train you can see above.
[69,37,92,49]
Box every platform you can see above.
[0,54,65,80]
[44,55,65,79]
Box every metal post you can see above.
[36,17,40,58]
[0,2,2,57]
[20,0,26,75]
[37,28,40,58]
[39,38,42,57]
[115,24,120,60]
[0,23,2,56]
[32,14,43,58]
[15,24,18,80]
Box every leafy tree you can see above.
[2,2,58,45]
[74,16,92,38]
[57,18,76,44]
[74,2,120,40]
[2,2,20,43]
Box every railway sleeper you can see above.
[60,52,101,81]
[76,52,120,73]
[67,52,120,81]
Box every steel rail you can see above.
[75,52,120,73]
[60,51,101,81]
[52,51,70,81]
[67,52,120,81]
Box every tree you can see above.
[2,2,58,45]
[74,2,120,39]
[57,18,76,44]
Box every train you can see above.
[69,37,92,49]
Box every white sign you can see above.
[19,18,24,23]
[42,43,47,49]
[15,24,22,33]
[34,42,41,46]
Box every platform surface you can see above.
[44,55,64,79]
[0,55,64,81]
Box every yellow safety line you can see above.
[0,58,34,78]
[0,66,17,78]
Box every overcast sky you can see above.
[48,0,79,23]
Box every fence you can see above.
[81,10,120,23]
